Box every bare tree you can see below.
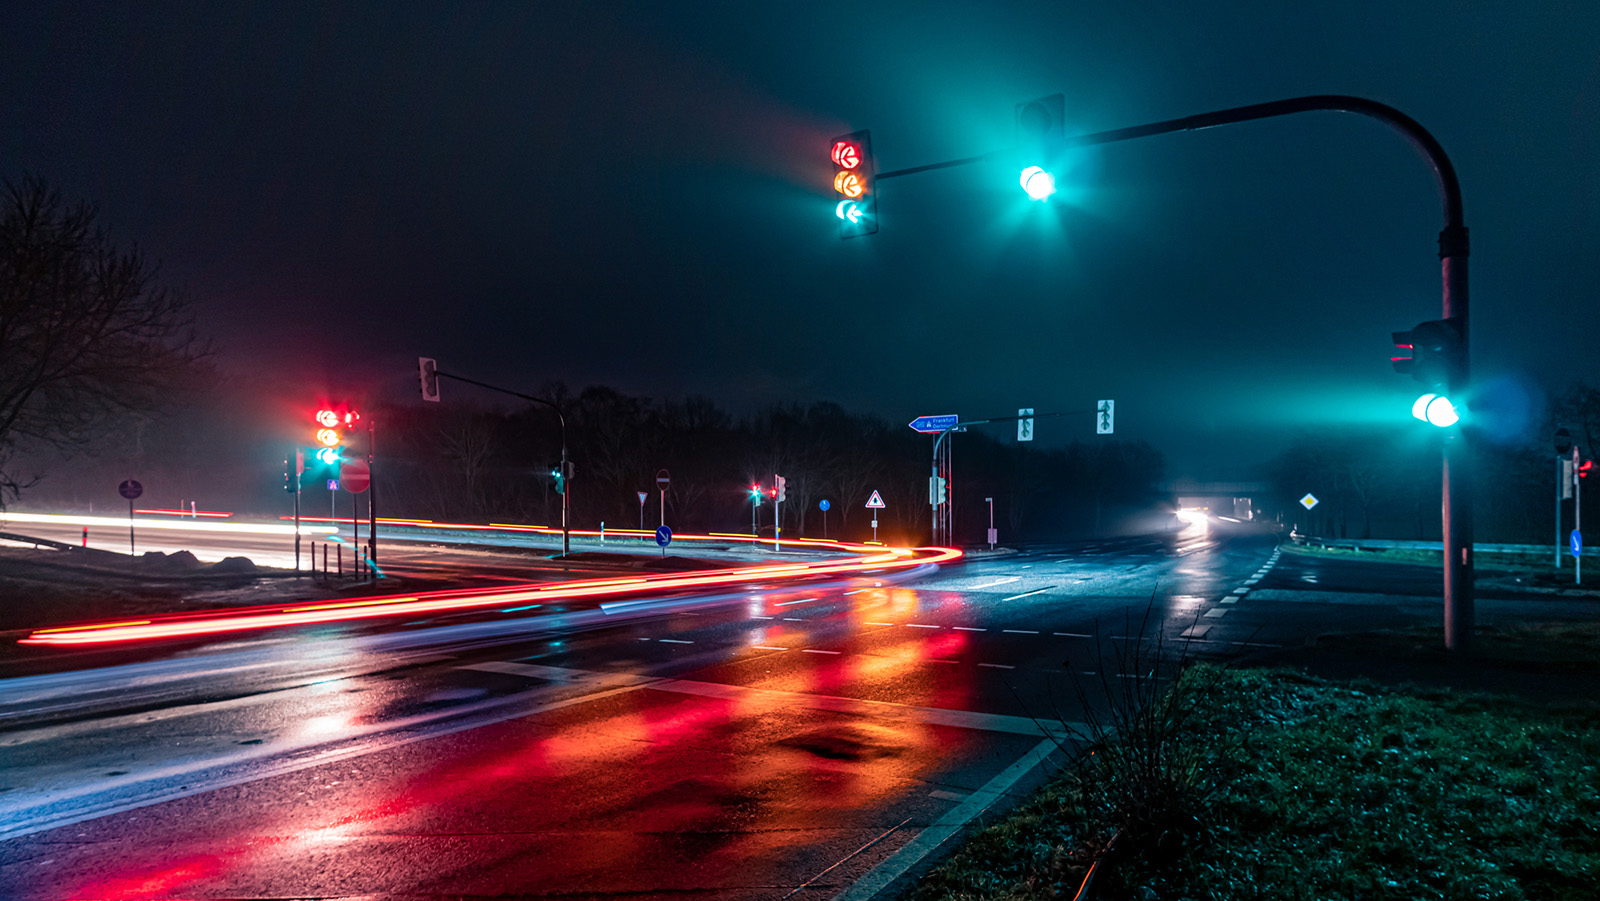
[0,176,207,500]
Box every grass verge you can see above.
[914,660,1600,900]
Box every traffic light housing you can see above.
[830,130,877,238]
[419,357,440,402]
[931,475,948,505]
[1393,319,1463,427]
[551,464,566,495]
[776,475,787,503]
[1391,319,1462,387]
[1016,93,1064,201]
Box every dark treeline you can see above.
[377,386,1170,546]
[1262,381,1600,544]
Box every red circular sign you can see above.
[341,459,370,493]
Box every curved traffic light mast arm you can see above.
[880,94,1473,650]
[429,367,571,558]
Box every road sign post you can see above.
[866,490,885,542]
[656,469,670,531]
[1556,428,1574,568]
[820,498,830,539]
[118,480,143,555]
[638,491,648,534]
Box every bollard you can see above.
[337,544,343,576]
[81,526,87,547]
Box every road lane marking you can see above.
[1000,587,1055,601]
[751,615,775,619]
[775,597,818,606]
[845,588,874,595]
[1053,632,1091,638]
[1220,596,1239,604]
[864,621,895,626]
[802,649,841,655]
[752,646,788,651]
[658,638,693,644]
[1002,629,1039,635]
[953,626,986,632]
[783,617,805,621]
[833,738,1060,901]
[977,663,1015,670]
[907,623,940,629]
[1203,608,1229,618]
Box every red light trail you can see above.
[19,546,962,647]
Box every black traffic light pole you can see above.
[430,368,570,558]
[880,95,1473,649]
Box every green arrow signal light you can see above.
[1412,393,1459,427]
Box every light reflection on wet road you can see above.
[1,522,1312,899]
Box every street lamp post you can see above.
[875,95,1473,649]
[425,367,570,557]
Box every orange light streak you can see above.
[19,547,962,646]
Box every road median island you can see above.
[910,625,1600,900]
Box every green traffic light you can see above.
[1412,393,1459,427]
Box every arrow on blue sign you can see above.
[1572,529,1582,558]
[908,414,960,434]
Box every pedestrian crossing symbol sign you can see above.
[865,490,886,509]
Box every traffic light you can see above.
[749,483,763,505]
[1392,320,1463,427]
[1016,93,1064,201]
[930,475,947,505]
[1582,460,1593,480]
[551,464,566,495]
[830,130,877,238]
[419,357,440,402]
[775,475,787,502]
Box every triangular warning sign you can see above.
[865,490,886,508]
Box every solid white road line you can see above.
[831,738,1059,901]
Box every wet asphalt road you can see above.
[2,520,1590,899]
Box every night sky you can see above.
[4,2,1597,479]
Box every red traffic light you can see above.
[831,140,862,169]
[1581,461,1593,479]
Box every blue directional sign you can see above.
[908,414,960,434]
[1572,529,1582,558]
[819,499,830,512]
[655,525,673,548]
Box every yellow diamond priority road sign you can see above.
[1299,493,1319,510]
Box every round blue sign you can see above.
[819,499,830,512]
[655,525,672,548]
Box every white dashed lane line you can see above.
[658,638,694,644]
[953,626,986,632]
[907,623,941,629]
[775,597,817,606]
[1000,587,1056,601]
